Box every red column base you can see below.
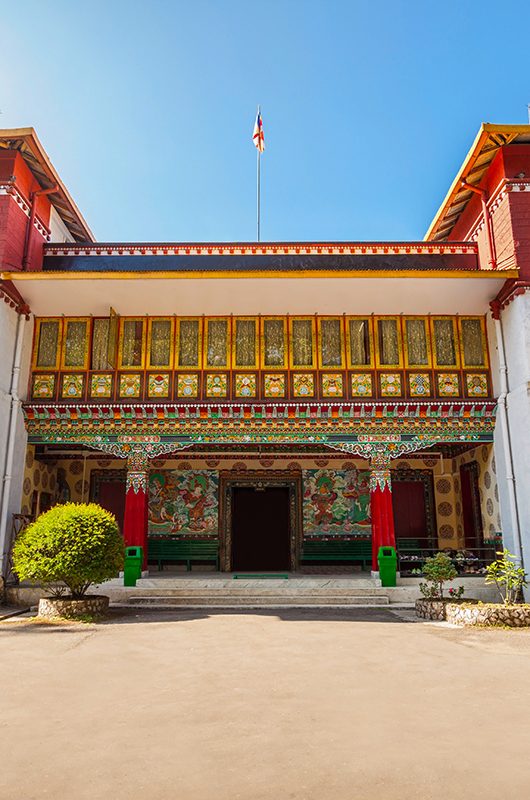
[123,486,149,569]
[370,485,396,572]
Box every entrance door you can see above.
[231,486,290,571]
[460,462,483,549]
[97,481,126,534]
[392,481,430,549]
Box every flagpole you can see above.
[257,148,261,242]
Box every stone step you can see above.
[126,594,391,607]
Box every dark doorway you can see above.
[231,486,290,571]
[460,461,483,548]
[91,472,126,534]
[392,480,431,549]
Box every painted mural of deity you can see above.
[303,469,371,536]
[148,470,219,536]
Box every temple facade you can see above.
[1,123,529,579]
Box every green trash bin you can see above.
[124,546,143,587]
[378,545,397,587]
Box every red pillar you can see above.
[370,463,396,573]
[123,453,149,570]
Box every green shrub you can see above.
[12,503,124,598]
[485,549,527,605]
[419,552,458,600]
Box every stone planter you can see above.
[415,598,477,621]
[446,602,530,627]
[38,595,109,620]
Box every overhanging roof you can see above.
[425,123,530,242]
[0,127,94,242]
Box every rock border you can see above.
[414,598,476,620]
[446,602,530,627]
[38,595,109,619]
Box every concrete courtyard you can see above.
[1,607,530,800]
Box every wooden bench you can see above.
[147,538,219,571]
[300,539,372,570]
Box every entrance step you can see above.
[126,594,390,607]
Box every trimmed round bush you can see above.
[13,503,124,598]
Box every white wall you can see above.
[49,206,75,244]
[0,303,34,577]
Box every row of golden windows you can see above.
[33,315,489,373]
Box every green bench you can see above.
[147,538,219,571]
[396,538,421,555]
[300,539,372,570]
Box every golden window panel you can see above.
[261,317,287,369]
[176,318,202,370]
[205,318,230,369]
[403,317,431,368]
[459,317,488,368]
[119,318,146,369]
[91,318,110,370]
[375,317,403,368]
[33,318,62,370]
[147,318,174,369]
[346,317,373,368]
[233,317,258,368]
[318,317,345,369]
[289,317,316,368]
[431,317,459,368]
[62,318,90,370]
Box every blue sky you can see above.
[3,1,530,242]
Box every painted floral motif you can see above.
[148,470,219,535]
[380,373,402,396]
[61,374,84,399]
[293,373,315,397]
[32,374,55,399]
[466,373,488,397]
[206,373,228,397]
[321,373,344,397]
[303,469,371,535]
[350,373,372,397]
[119,373,141,398]
[177,374,199,398]
[148,373,170,398]
[409,373,431,397]
[437,373,460,397]
[90,374,113,399]
[235,373,257,398]
[263,373,286,397]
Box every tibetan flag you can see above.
[253,109,265,152]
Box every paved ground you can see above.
[1,607,530,800]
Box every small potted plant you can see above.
[12,502,124,619]
[446,550,530,627]
[415,552,468,620]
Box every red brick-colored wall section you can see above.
[0,151,51,272]
[507,190,530,278]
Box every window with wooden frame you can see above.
[261,317,287,369]
[317,317,345,368]
[33,318,62,370]
[204,317,230,369]
[459,316,488,368]
[345,317,373,368]
[61,318,90,370]
[403,317,431,368]
[374,317,403,367]
[147,318,174,369]
[430,317,460,368]
[176,318,202,370]
[289,317,316,368]
[232,317,258,369]
[118,318,146,369]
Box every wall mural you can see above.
[148,470,219,536]
[302,469,371,536]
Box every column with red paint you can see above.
[123,450,149,570]
[369,459,396,574]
